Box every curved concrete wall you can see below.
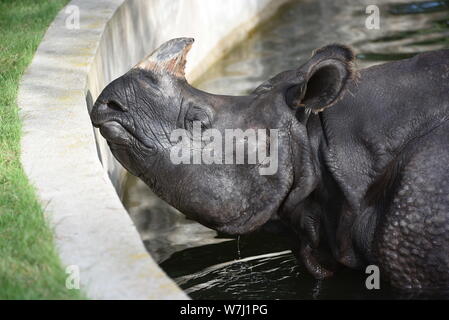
[19,0,287,299]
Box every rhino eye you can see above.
[143,72,159,86]
[184,104,213,133]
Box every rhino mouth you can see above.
[98,121,132,146]
[94,120,147,177]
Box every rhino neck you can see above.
[297,110,360,264]
[307,53,449,266]
[300,74,395,266]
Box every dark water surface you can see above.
[124,0,449,299]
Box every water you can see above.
[123,0,449,299]
[193,0,449,95]
[160,230,398,299]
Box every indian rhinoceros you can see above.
[90,38,449,292]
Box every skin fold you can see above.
[90,38,449,292]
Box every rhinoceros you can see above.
[90,38,449,292]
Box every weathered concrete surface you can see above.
[19,0,287,299]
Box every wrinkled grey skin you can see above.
[91,38,449,292]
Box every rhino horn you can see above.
[134,37,194,78]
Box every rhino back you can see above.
[321,48,449,206]
[315,50,449,284]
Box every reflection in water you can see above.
[194,0,449,95]
[122,177,229,263]
[161,231,398,299]
[389,0,449,14]
[123,0,449,299]
[176,252,303,299]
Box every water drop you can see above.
[312,280,322,300]
[237,236,241,259]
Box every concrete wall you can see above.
[19,0,287,299]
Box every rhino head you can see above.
[90,38,354,235]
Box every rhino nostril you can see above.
[107,100,128,112]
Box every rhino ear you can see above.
[289,44,356,113]
[134,37,194,78]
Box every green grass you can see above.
[0,0,85,299]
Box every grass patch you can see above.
[0,0,85,299]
